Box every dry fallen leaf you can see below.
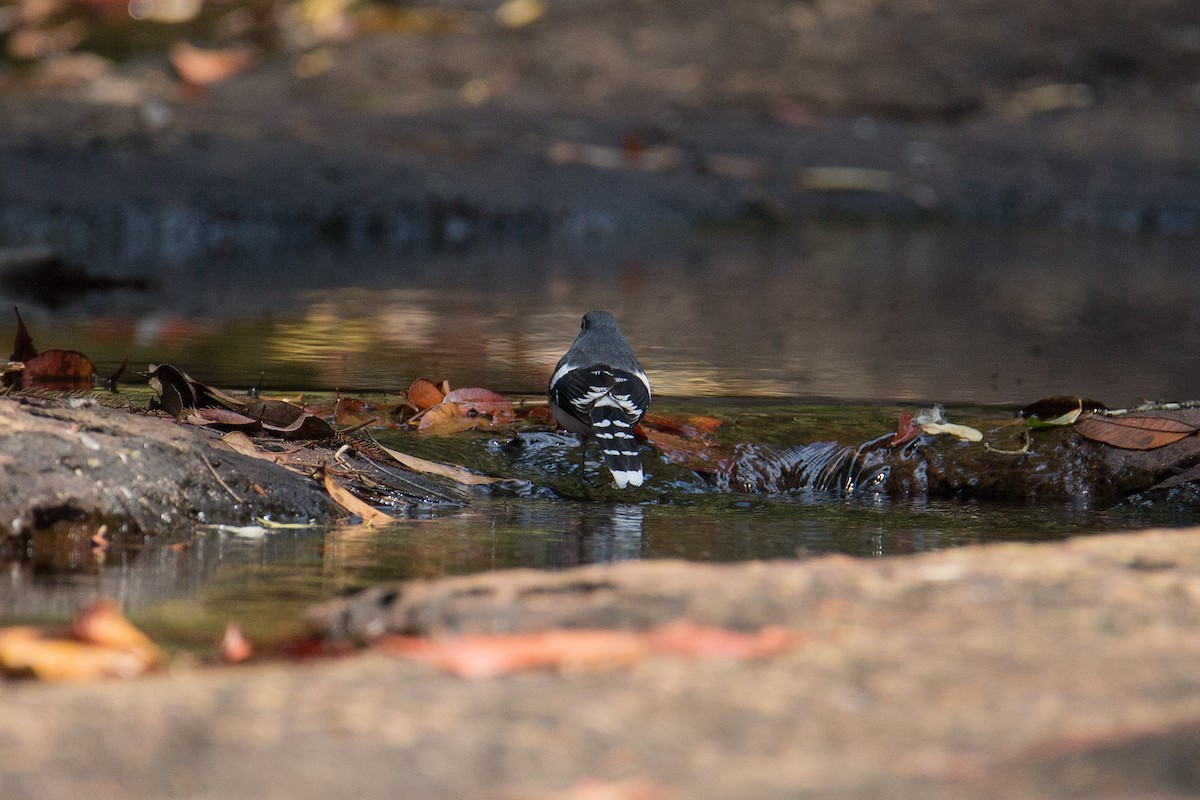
[417,401,483,435]
[407,378,446,411]
[1074,413,1198,451]
[375,441,502,485]
[323,471,395,525]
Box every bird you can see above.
[548,310,651,488]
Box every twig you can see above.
[200,450,244,503]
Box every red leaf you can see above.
[1074,413,1198,450]
[891,410,919,446]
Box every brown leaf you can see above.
[242,399,335,439]
[322,472,395,526]
[376,629,646,679]
[1074,413,1198,450]
[444,387,515,422]
[147,363,197,415]
[18,349,96,390]
[375,441,502,485]
[218,431,291,463]
[332,396,377,427]
[9,308,37,361]
[407,378,446,411]
[417,401,483,434]
[185,407,259,428]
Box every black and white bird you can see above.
[548,310,651,488]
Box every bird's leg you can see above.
[578,433,589,477]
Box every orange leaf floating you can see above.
[645,621,803,660]
[377,630,647,679]
[1074,413,1198,451]
[407,378,446,411]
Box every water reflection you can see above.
[5,225,1200,406]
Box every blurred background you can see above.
[2,0,1200,403]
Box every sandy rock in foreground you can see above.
[4,527,1200,799]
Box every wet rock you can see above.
[0,393,336,541]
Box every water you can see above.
[2,223,1198,643]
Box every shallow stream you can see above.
[3,223,1199,643]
